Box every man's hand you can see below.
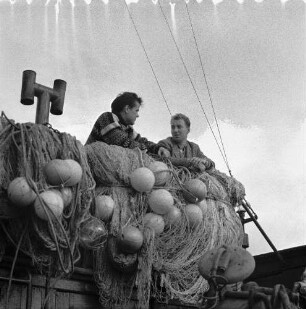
[189,157,215,172]
[189,158,206,172]
[158,147,170,158]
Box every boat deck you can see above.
[0,245,305,309]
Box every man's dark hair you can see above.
[111,92,143,115]
[171,113,191,129]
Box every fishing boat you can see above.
[0,1,305,308]
[0,72,305,308]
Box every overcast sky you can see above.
[0,0,305,255]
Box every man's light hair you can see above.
[171,113,191,129]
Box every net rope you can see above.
[0,114,95,276]
[0,114,245,309]
[86,141,245,308]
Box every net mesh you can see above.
[0,115,95,274]
[86,141,245,308]
[0,115,246,308]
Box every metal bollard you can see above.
[20,70,66,124]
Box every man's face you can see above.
[124,102,140,125]
[171,119,189,144]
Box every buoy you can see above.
[185,204,203,228]
[148,189,174,215]
[43,159,82,187]
[79,216,108,249]
[197,199,208,214]
[95,195,115,221]
[64,159,83,186]
[43,159,68,186]
[198,246,256,284]
[59,187,73,208]
[129,167,155,192]
[164,206,182,226]
[7,177,36,207]
[148,161,171,186]
[107,236,138,273]
[118,226,144,254]
[34,190,64,220]
[143,213,165,235]
[182,179,207,203]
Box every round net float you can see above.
[129,167,155,193]
[7,176,36,207]
[107,236,138,273]
[197,199,208,214]
[182,178,207,203]
[79,216,108,250]
[59,187,73,208]
[198,246,256,284]
[64,159,83,186]
[148,161,171,186]
[95,195,115,221]
[185,204,203,228]
[118,225,144,254]
[143,213,165,235]
[43,159,82,187]
[148,189,174,215]
[164,206,182,227]
[34,190,64,220]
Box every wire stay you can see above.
[158,1,232,175]
[123,1,172,116]
[184,2,232,176]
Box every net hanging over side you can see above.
[0,114,246,309]
[0,115,95,275]
[86,141,245,308]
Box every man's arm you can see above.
[192,143,215,170]
[89,112,161,153]
[102,128,149,150]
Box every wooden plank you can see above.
[46,289,56,309]
[49,277,98,294]
[69,293,102,309]
[31,275,46,288]
[0,282,24,309]
[55,291,70,309]
[20,284,28,309]
[11,284,24,309]
[248,245,306,288]
[152,303,196,309]
[113,302,137,309]
[30,287,43,309]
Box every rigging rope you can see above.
[184,2,232,177]
[124,1,233,177]
[123,1,172,116]
[181,4,282,257]
[158,2,232,176]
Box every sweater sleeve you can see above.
[157,138,172,152]
[134,133,160,154]
[192,143,215,169]
[86,112,159,153]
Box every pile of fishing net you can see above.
[0,112,247,309]
[0,114,95,276]
[86,141,246,309]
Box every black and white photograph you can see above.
[0,0,305,308]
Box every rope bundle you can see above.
[0,115,95,275]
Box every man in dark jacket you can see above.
[86,92,169,157]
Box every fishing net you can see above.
[0,114,95,275]
[86,141,245,309]
[0,113,246,309]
